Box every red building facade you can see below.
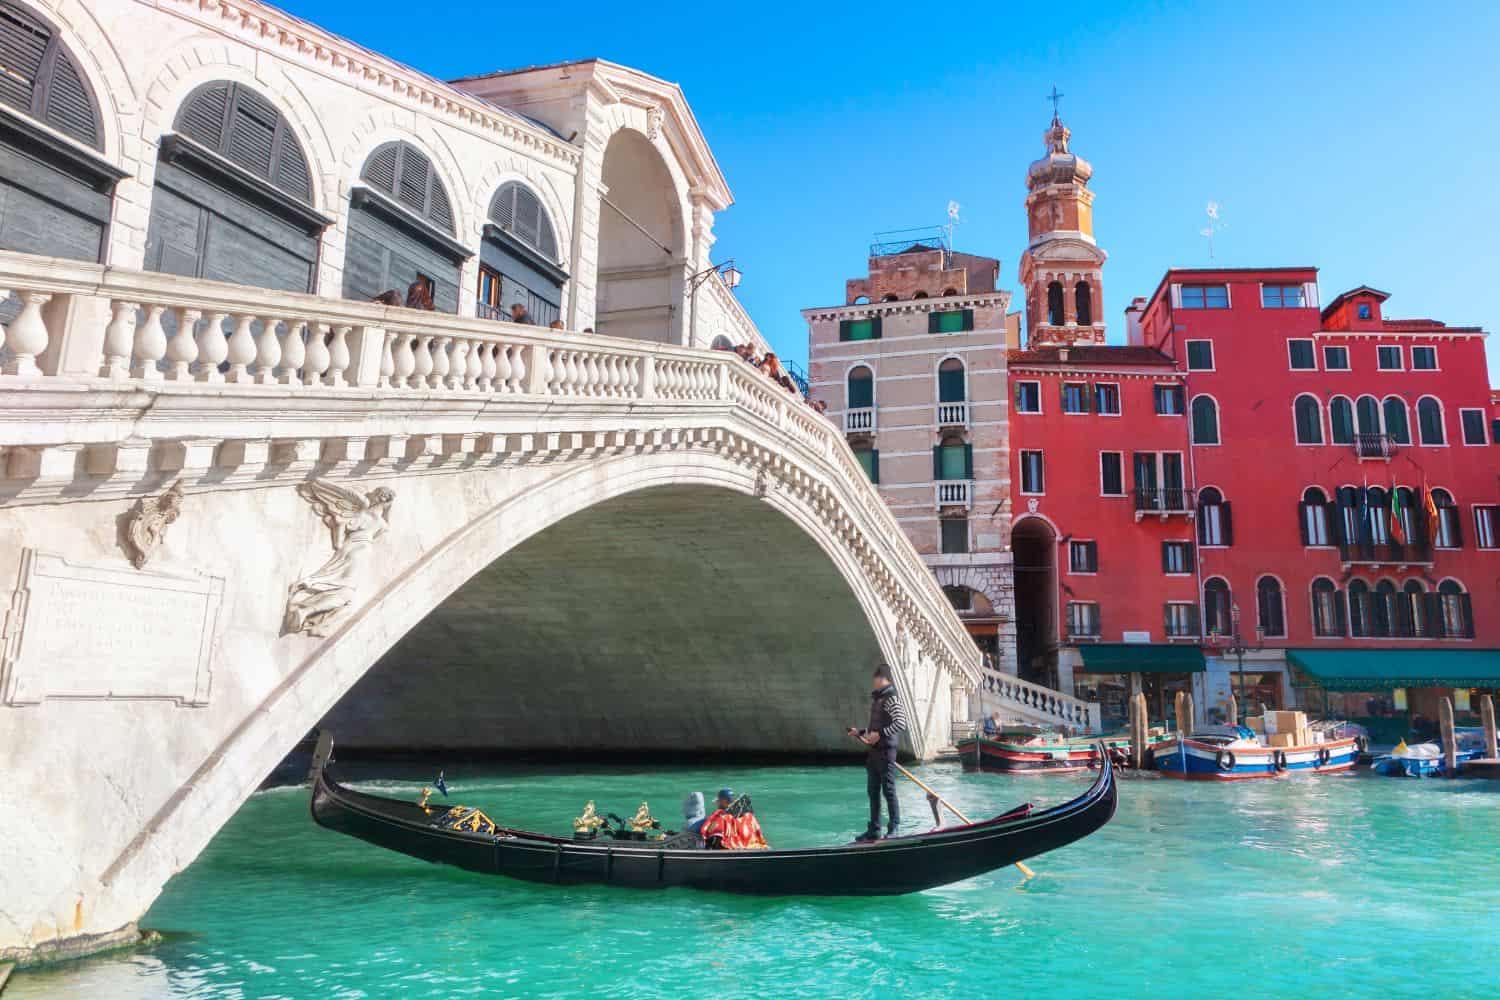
[1010,263,1499,730]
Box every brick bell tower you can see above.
[1018,93,1107,348]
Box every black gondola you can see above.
[307,736,1116,895]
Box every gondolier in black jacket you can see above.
[848,663,907,842]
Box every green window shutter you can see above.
[870,316,882,339]
[871,449,880,484]
[938,367,965,402]
[928,311,940,334]
[1163,604,1172,636]
[839,320,851,341]
[963,443,974,479]
[1160,542,1170,574]
[961,308,974,331]
[933,446,942,480]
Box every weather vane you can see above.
[1200,201,1225,261]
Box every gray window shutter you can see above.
[363,143,399,194]
[226,86,277,179]
[838,320,851,341]
[870,316,882,339]
[42,53,96,147]
[396,144,429,213]
[427,176,454,233]
[178,82,231,151]
[961,308,974,330]
[0,6,48,114]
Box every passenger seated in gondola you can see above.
[699,787,769,850]
[682,792,707,847]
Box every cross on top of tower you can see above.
[1047,85,1064,123]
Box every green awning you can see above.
[1286,648,1500,691]
[1078,643,1205,674]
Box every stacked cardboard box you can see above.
[1264,711,1310,746]
[1246,716,1265,734]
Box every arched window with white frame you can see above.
[1329,396,1355,444]
[1294,394,1323,444]
[1300,487,1331,546]
[1256,576,1286,638]
[1383,397,1411,444]
[1191,395,1220,445]
[1417,396,1445,445]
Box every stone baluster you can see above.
[378,331,396,388]
[278,319,306,386]
[101,299,137,379]
[225,314,257,383]
[563,351,580,394]
[392,333,416,388]
[132,304,168,381]
[252,316,282,384]
[1,290,52,377]
[430,336,451,388]
[512,343,530,392]
[544,348,562,394]
[411,335,434,389]
[464,339,483,389]
[448,338,469,389]
[328,325,352,387]
[165,307,200,381]
[196,311,230,382]
[492,343,510,391]
[477,342,496,390]
[303,322,331,386]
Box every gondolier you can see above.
[848,664,907,842]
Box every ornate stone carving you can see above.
[283,481,395,638]
[753,467,769,498]
[123,480,184,569]
[645,105,664,141]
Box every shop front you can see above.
[1287,649,1500,746]
[1073,643,1206,731]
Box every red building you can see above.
[1004,115,1499,734]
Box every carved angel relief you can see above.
[124,481,184,569]
[283,480,395,638]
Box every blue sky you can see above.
[285,0,1500,373]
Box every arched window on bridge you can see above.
[0,0,120,267]
[478,180,567,327]
[343,140,468,313]
[147,80,326,294]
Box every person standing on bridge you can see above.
[848,664,907,842]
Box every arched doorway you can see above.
[1011,516,1057,687]
[595,129,684,343]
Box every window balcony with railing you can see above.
[935,480,972,509]
[1133,486,1195,521]
[844,407,875,434]
[1338,539,1433,567]
[1353,432,1397,460]
[936,401,969,428]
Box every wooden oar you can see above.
[852,734,1035,878]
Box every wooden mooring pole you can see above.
[1483,695,1498,760]
[1440,696,1458,778]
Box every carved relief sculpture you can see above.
[123,480,184,569]
[283,481,395,638]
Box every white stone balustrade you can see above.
[979,669,1100,732]
[0,249,998,707]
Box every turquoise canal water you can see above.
[13,762,1500,999]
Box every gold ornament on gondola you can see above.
[573,800,605,834]
[417,787,433,812]
[628,801,656,833]
[440,805,496,834]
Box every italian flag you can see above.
[1390,484,1406,545]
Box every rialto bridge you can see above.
[0,0,1097,964]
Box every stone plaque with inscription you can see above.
[2,549,223,705]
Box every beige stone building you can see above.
[805,236,1018,671]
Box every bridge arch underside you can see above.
[323,485,883,755]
